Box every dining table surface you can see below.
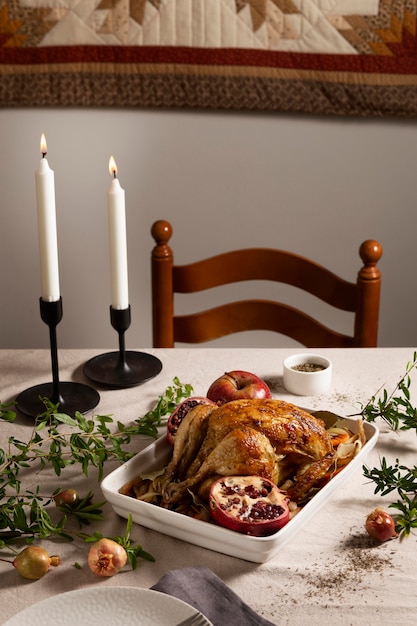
[1,346,417,625]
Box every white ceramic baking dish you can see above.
[101,416,378,563]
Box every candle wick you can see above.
[42,151,47,158]
[113,171,117,179]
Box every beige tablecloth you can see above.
[1,348,417,625]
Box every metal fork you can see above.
[175,611,209,626]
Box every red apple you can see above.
[206,370,271,405]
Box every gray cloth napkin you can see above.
[151,566,276,626]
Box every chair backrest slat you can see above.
[151,220,382,349]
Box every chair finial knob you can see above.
[151,220,173,245]
[359,240,383,265]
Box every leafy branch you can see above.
[0,377,192,546]
[360,352,417,431]
[361,352,417,536]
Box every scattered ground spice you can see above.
[262,531,397,623]
[302,543,395,599]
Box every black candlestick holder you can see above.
[16,298,100,419]
[83,305,162,388]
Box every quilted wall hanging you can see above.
[1,0,417,117]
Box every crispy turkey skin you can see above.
[158,398,336,505]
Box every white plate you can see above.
[101,416,378,563]
[4,587,212,626]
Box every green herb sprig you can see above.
[361,352,417,536]
[0,377,192,546]
[129,376,193,438]
[360,352,417,431]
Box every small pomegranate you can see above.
[365,508,397,542]
[88,537,127,577]
[167,396,215,446]
[54,488,80,510]
[13,546,61,580]
[209,475,290,537]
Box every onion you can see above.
[365,508,397,542]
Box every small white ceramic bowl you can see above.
[283,353,332,396]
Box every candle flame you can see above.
[109,155,118,178]
[40,133,47,157]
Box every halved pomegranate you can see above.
[167,396,215,446]
[209,475,290,537]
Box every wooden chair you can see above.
[151,220,382,348]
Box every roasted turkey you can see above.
[157,398,336,505]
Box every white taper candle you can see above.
[35,133,60,302]
[107,156,129,309]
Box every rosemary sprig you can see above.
[0,378,193,546]
[362,458,417,497]
[390,494,417,537]
[360,351,417,431]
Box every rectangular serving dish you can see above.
[101,416,378,563]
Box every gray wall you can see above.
[0,108,414,349]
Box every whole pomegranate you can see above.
[13,546,61,580]
[167,396,215,446]
[88,537,127,577]
[209,475,290,536]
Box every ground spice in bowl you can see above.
[283,353,332,395]
[291,363,327,373]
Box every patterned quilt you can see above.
[1,0,417,116]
